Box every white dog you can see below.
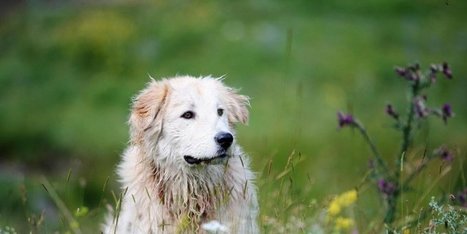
[103,76,258,233]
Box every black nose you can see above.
[214,132,233,149]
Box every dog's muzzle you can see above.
[184,154,228,165]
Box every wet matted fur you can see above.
[103,76,258,233]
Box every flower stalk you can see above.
[354,120,390,177]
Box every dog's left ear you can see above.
[224,87,250,125]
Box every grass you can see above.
[1,0,466,233]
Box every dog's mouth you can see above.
[184,154,228,165]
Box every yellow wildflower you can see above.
[327,189,357,217]
[328,200,341,216]
[335,217,354,230]
[336,189,357,207]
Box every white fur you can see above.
[103,76,258,233]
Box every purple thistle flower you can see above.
[377,179,396,196]
[442,62,453,79]
[337,112,355,128]
[395,66,419,81]
[434,146,454,162]
[395,67,407,77]
[442,103,453,124]
[441,150,454,162]
[459,194,466,206]
[385,104,399,120]
[458,189,467,207]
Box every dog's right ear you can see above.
[129,80,169,144]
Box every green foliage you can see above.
[0,226,17,234]
[424,197,467,233]
[0,0,466,233]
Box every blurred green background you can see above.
[1,0,466,232]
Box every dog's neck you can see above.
[149,157,230,230]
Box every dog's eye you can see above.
[181,111,195,119]
[217,108,224,117]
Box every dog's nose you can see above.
[215,132,233,149]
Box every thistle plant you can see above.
[337,62,456,225]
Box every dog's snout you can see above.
[215,132,233,149]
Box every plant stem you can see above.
[386,81,421,224]
[41,176,82,234]
[396,82,420,179]
[354,121,389,176]
[384,195,398,224]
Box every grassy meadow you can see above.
[0,0,466,233]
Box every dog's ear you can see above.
[129,80,169,143]
[225,87,250,125]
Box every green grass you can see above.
[0,0,466,233]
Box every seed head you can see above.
[414,97,429,118]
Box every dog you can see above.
[103,76,258,233]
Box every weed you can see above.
[338,62,461,231]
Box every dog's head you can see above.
[129,76,249,168]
